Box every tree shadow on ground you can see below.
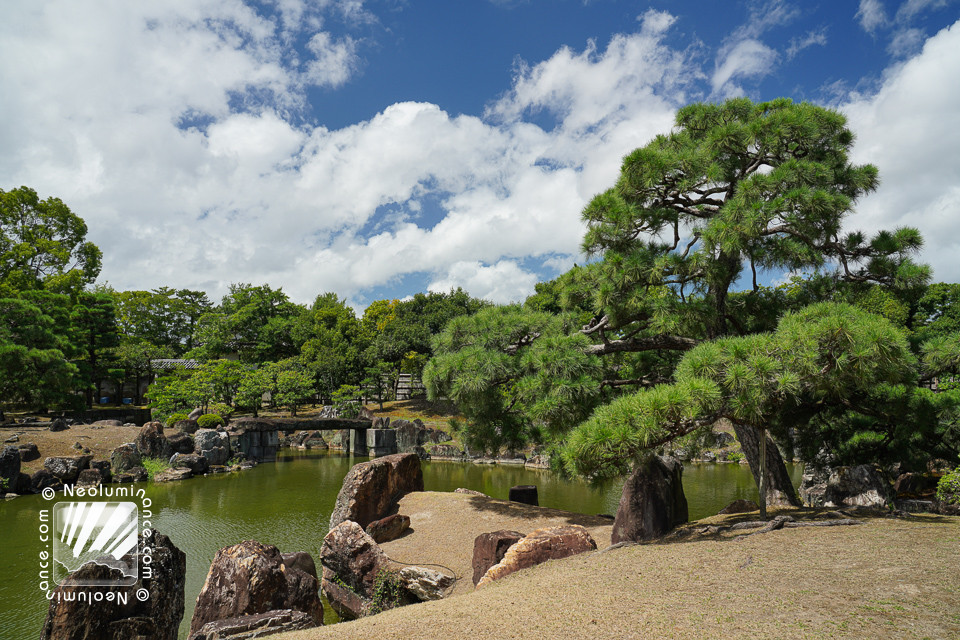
[657,506,957,547]
[463,494,614,527]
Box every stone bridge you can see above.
[230,417,398,461]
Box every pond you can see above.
[0,451,802,639]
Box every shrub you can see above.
[164,412,189,427]
[725,451,745,463]
[937,460,960,506]
[197,414,226,429]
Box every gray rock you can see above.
[171,453,209,475]
[611,455,688,543]
[76,468,103,488]
[1,445,21,487]
[4,434,19,443]
[194,429,227,454]
[17,442,40,462]
[398,566,453,601]
[202,446,229,466]
[188,408,204,421]
[800,465,893,508]
[111,443,142,474]
[154,468,193,482]
[48,418,69,432]
[43,455,92,484]
[188,610,316,640]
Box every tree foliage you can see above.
[0,186,102,296]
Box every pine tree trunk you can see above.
[732,422,801,508]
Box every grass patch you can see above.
[141,457,171,480]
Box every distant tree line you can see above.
[0,185,488,419]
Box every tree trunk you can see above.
[732,422,801,508]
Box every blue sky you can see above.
[2,0,959,310]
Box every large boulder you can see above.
[41,529,186,640]
[17,442,40,462]
[31,469,63,493]
[48,418,69,432]
[1,445,21,488]
[800,465,893,508]
[171,453,209,475]
[190,540,322,635]
[365,514,410,543]
[194,429,229,454]
[472,530,524,586]
[89,459,112,483]
[611,455,688,543]
[136,421,170,459]
[476,525,596,588]
[43,455,92,484]
[111,443,142,474]
[188,610,316,640]
[167,431,195,455]
[319,521,389,620]
[329,453,424,530]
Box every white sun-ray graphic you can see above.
[53,502,139,585]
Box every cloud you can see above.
[710,0,799,96]
[3,1,957,312]
[786,27,828,60]
[428,260,539,304]
[304,31,359,87]
[712,39,779,96]
[856,0,888,34]
[843,19,960,283]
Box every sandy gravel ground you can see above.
[279,493,960,640]
[379,491,614,597]
[1,422,142,475]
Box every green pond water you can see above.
[0,451,802,640]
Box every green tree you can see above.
[427,98,932,508]
[0,295,79,409]
[192,283,305,363]
[560,302,926,516]
[70,291,120,406]
[236,367,272,417]
[296,293,366,401]
[0,186,102,296]
[274,368,316,417]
